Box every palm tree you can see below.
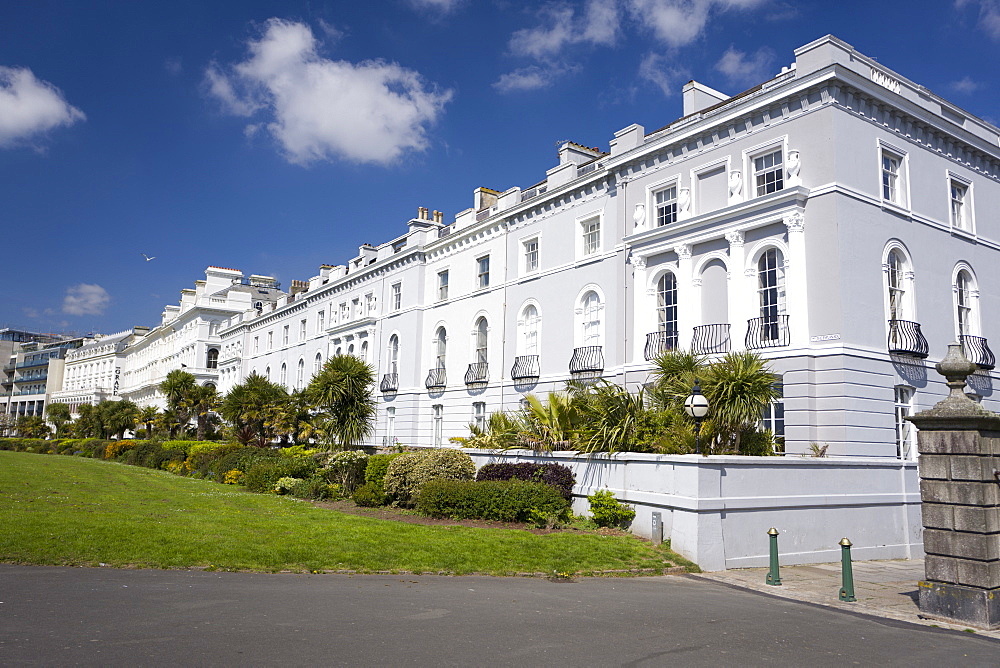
[647,349,706,411]
[138,405,160,439]
[450,410,524,450]
[159,370,197,437]
[701,351,780,454]
[570,380,648,453]
[16,415,50,439]
[45,402,72,437]
[305,354,376,450]
[187,385,219,441]
[219,373,288,447]
[266,390,311,445]
[101,399,140,440]
[520,392,578,451]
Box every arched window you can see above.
[434,327,447,369]
[886,249,908,322]
[265,366,271,381]
[388,335,399,375]
[280,363,287,387]
[956,269,975,336]
[206,348,219,369]
[582,291,602,345]
[348,343,355,356]
[314,352,323,374]
[657,272,678,335]
[360,340,368,361]
[475,318,488,365]
[757,249,786,320]
[254,301,263,313]
[296,358,304,389]
[522,305,539,355]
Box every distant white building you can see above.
[49,327,150,415]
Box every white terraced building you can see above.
[210,35,998,455]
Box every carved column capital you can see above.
[632,255,647,271]
[674,244,692,259]
[783,211,805,232]
[725,230,745,246]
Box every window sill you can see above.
[574,254,604,268]
[879,199,911,217]
[950,226,977,241]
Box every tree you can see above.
[187,384,219,441]
[159,370,197,438]
[701,351,780,454]
[266,390,311,445]
[138,405,160,439]
[94,399,139,439]
[305,354,376,450]
[45,402,72,437]
[17,415,50,439]
[570,380,651,453]
[219,373,288,447]
[519,392,578,451]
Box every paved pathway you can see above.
[697,558,1000,640]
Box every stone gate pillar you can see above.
[908,342,1000,629]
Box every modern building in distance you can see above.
[2,332,92,419]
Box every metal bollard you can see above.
[765,527,782,586]
[838,537,856,602]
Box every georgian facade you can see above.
[49,327,149,415]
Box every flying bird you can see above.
[141,253,156,261]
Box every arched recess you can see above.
[698,256,730,325]
[472,316,489,365]
[882,240,916,322]
[517,300,542,356]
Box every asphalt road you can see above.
[1,565,996,666]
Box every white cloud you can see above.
[957,0,1000,38]
[949,76,983,94]
[638,52,688,97]
[627,0,767,49]
[714,46,775,85]
[206,18,453,166]
[493,66,556,93]
[407,0,464,12]
[0,66,85,147]
[164,57,183,76]
[63,284,110,316]
[509,1,621,59]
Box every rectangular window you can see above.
[433,404,443,447]
[582,217,600,256]
[438,270,449,301]
[253,336,259,353]
[299,319,306,341]
[366,293,376,314]
[760,381,785,443]
[473,402,486,431]
[386,406,396,445]
[391,283,402,311]
[879,145,907,206]
[655,185,677,226]
[352,298,360,318]
[282,325,289,345]
[950,180,969,230]
[894,386,914,459]
[340,302,348,322]
[753,149,783,196]
[267,331,273,350]
[317,310,325,333]
[477,256,490,288]
[523,239,538,273]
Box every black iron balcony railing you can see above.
[960,334,996,370]
[465,363,489,386]
[691,324,731,355]
[746,315,790,349]
[424,367,447,390]
[511,355,540,380]
[887,320,929,358]
[569,346,604,375]
[644,329,679,361]
[379,373,399,393]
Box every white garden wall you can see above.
[463,449,923,572]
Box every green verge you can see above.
[0,451,692,575]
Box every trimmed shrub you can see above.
[161,440,208,455]
[148,448,186,471]
[365,453,402,488]
[124,441,164,467]
[278,444,321,459]
[383,451,431,506]
[186,442,242,478]
[289,476,333,500]
[587,489,636,529]
[476,462,576,500]
[104,440,140,460]
[243,457,320,494]
[352,482,388,507]
[322,450,368,493]
[384,449,476,507]
[416,479,570,522]
[210,446,280,481]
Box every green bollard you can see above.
[838,537,856,602]
[765,527,782,586]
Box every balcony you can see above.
[960,335,996,370]
[887,320,929,358]
[424,367,447,390]
[644,330,679,361]
[511,355,540,380]
[379,373,399,393]
[464,363,489,387]
[692,324,731,355]
[746,315,790,350]
[569,346,604,376]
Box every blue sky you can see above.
[2,0,999,335]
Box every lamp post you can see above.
[684,378,710,455]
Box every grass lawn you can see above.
[0,451,694,575]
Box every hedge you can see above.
[475,462,576,500]
[416,479,570,523]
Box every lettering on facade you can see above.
[870,69,901,95]
[810,334,842,342]
[113,367,120,396]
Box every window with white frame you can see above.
[880,145,906,206]
[523,238,539,273]
[477,256,490,288]
[886,249,909,322]
[475,317,488,365]
[314,352,322,374]
[581,217,600,256]
[955,269,976,337]
[352,298,361,318]
[753,149,783,196]
[390,283,401,311]
[265,366,271,380]
[253,336,259,353]
[522,304,539,355]
[657,273,678,334]
[317,310,325,333]
[950,179,971,231]
[280,363,287,387]
[267,331,273,350]
[388,334,399,374]
[340,302,349,322]
[438,270,449,301]
[761,378,785,443]
[386,406,396,444]
[582,291,602,345]
[299,319,306,341]
[348,343,355,356]
[296,358,304,389]
[655,185,678,226]
[894,385,915,459]
[432,404,443,447]
[434,327,447,369]
[366,293,376,314]
[473,402,486,431]
[360,340,368,361]
[757,248,787,330]
[282,325,289,345]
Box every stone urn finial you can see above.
[910,342,1000,425]
[936,341,978,402]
